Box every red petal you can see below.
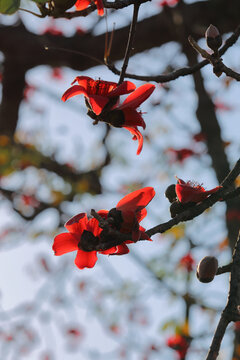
[87,218,102,237]
[117,187,155,213]
[99,246,117,255]
[75,0,91,11]
[74,249,98,269]
[114,243,129,255]
[124,126,143,155]
[61,85,88,102]
[97,209,109,219]
[120,84,155,110]
[52,233,78,256]
[88,95,110,115]
[109,81,136,97]
[71,76,93,87]
[65,213,88,234]
[94,0,104,15]
[122,108,146,128]
[136,208,147,222]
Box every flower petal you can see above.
[115,243,130,255]
[109,81,136,97]
[61,85,88,102]
[74,249,98,269]
[124,126,143,155]
[136,208,147,222]
[94,0,104,16]
[87,218,102,237]
[97,209,109,219]
[99,246,117,255]
[88,94,110,115]
[65,213,88,234]
[120,84,155,110]
[75,0,91,11]
[53,233,78,256]
[117,187,155,213]
[122,108,146,129]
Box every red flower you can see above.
[159,0,179,7]
[175,178,221,204]
[52,187,155,269]
[62,77,155,155]
[75,0,104,16]
[167,334,189,359]
[62,76,136,115]
[179,253,195,272]
[166,148,197,163]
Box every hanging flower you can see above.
[102,83,156,155]
[75,0,104,16]
[52,187,155,269]
[175,178,221,204]
[62,77,155,155]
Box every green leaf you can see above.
[0,0,20,14]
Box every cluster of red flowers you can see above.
[53,187,155,269]
[62,76,155,155]
[176,178,221,204]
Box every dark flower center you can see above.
[107,208,123,230]
[102,110,125,128]
[79,230,99,251]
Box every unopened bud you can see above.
[165,184,177,203]
[196,256,218,283]
[205,24,222,51]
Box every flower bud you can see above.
[196,256,218,283]
[205,24,222,51]
[165,184,177,203]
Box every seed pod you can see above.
[165,184,177,203]
[205,24,222,51]
[196,256,218,283]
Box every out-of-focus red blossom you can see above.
[226,210,240,221]
[0,73,2,82]
[109,324,121,334]
[235,321,240,331]
[214,101,233,112]
[159,0,179,7]
[67,328,83,338]
[175,178,221,204]
[24,83,36,102]
[78,280,86,291]
[179,253,195,272]
[167,334,189,359]
[76,26,85,35]
[21,195,39,208]
[51,68,64,80]
[52,187,155,269]
[192,132,206,143]
[62,76,155,155]
[166,148,197,163]
[42,26,63,36]
[75,0,104,16]
[5,334,14,342]
[39,257,51,272]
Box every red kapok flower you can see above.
[52,187,155,269]
[167,334,189,359]
[103,83,156,154]
[179,253,195,272]
[175,178,221,204]
[62,76,136,115]
[166,148,197,163]
[75,0,104,16]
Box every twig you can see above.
[118,1,140,84]
[216,263,232,275]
